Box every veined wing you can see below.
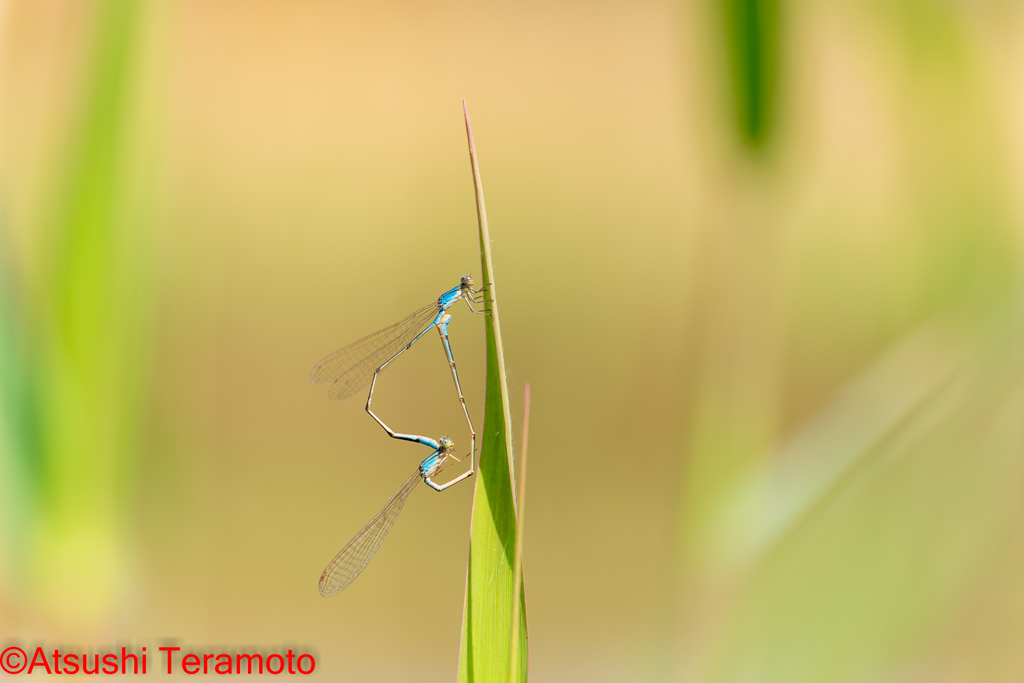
[310,302,438,401]
[319,469,422,597]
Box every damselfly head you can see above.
[439,435,455,452]
[461,274,475,288]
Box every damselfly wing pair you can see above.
[310,276,487,596]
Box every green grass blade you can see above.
[457,101,528,683]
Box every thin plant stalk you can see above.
[508,382,531,683]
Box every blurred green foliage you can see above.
[0,0,151,625]
[721,0,777,147]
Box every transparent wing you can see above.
[318,469,422,597]
[310,302,438,401]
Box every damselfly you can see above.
[318,434,467,597]
[310,275,487,468]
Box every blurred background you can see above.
[3,0,1024,681]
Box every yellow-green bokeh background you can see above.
[3,1,1024,681]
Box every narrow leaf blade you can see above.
[457,102,528,683]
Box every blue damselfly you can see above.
[310,276,487,469]
[318,434,467,596]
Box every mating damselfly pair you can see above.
[309,275,487,596]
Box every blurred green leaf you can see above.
[711,318,970,571]
[30,0,153,621]
[688,302,1024,683]
[0,237,35,587]
[721,0,778,147]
